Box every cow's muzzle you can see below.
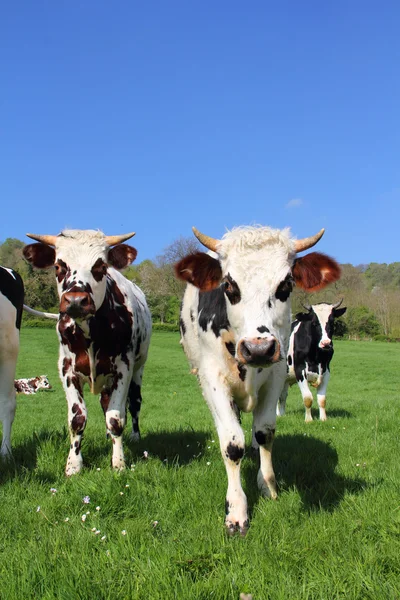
[237,337,281,367]
[60,292,95,319]
[319,340,332,350]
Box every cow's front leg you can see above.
[127,366,144,443]
[0,361,17,458]
[316,369,330,421]
[65,379,87,476]
[277,380,289,417]
[199,370,248,535]
[297,375,314,422]
[103,367,130,470]
[252,374,282,500]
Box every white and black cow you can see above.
[277,300,347,422]
[0,265,24,457]
[23,229,152,475]
[15,375,52,395]
[175,225,341,534]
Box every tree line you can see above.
[1,237,399,340]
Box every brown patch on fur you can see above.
[108,244,137,269]
[62,358,72,376]
[318,398,326,408]
[293,252,341,292]
[174,252,222,291]
[23,243,56,268]
[100,390,110,414]
[303,398,313,408]
[109,417,123,436]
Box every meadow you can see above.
[0,329,399,599]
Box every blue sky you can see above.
[1,1,398,266]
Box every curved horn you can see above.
[105,232,136,246]
[332,298,343,309]
[294,228,325,253]
[26,233,58,246]
[192,226,219,252]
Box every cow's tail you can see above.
[23,305,59,320]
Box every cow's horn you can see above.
[294,228,325,253]
[332,298,343,309]
[105,232,136,246]
[192,226,219,252]
[26,233,58,246]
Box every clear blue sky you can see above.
[1,1,398,266]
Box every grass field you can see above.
[0,330,399,599]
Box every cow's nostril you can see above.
[240,341,252,362]
[265,340,276,358]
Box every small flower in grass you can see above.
[152,520,159,527]
[64,517,69,522]
[125,484,129,488]
[83,495,90,504]
[86,511,90,515]
[81,514,87,522]
[91,527,97,532]
[96,468,101,471]
[121,529,127,536]
[356,463,360,467]
[94,530,101,535]
[96,506,100,511]
[143,450,149,459]
[50,488,57,494]
[332,426,336,430]
[101,535,106,541]
[120,492,124,496]
[206,462,211,466]
[36,506,41,512]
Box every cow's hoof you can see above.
[112,459,126,471]
[129,431,140,443]
[225,517,249,536]
[65,463,82,476]
[257,471,278,499]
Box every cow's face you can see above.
[296,302,347,349]
[176,226,341,368]
[23,230,137,320]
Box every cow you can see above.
[15,375,52,395]
[277,300,347,422]
[175,225,341,534]
[23,229,152,475]
[0,265,24,457]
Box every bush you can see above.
[152,322,180,332]
[345,306,382,338]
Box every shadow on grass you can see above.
[287,408,353,419]
[0,428,65,485]
[243,433,369,515]
[84,428,212,468]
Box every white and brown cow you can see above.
[15,375,52,395]
[0,265,24,457]
[277,300,347,421]
[23,229,152,475]
[175,225,341,534]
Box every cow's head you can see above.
[23,230,137,319]
[175,226,341,368]
[295,300,347,350]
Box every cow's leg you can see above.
[104,364,131,470]
[316,369,330,421]
[0,361,17,458]
[127,366,144,443]
[252,373,281,500]
[199,370,248,535]
[297,374,314,422]
[65,380,87,476]
[277,380,289,417]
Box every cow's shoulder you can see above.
[198,286,229,338]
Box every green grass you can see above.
[0,332,399,599]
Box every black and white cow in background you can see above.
[23,229,152,475]
[277,300,347,422]
[175,225,341,534]
[0,265,24,457]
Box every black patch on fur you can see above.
[238,364,246,381]
[288,355,292,366]
[0,266,24,329]
[225,443,244,463]
[127,379,142,439]
[179,318,187,337]
[257,325,270,334]
[198,287,230,337]
[255,429,275,446]
[275,273,294,302]
[225,342,235,356]
[223,273,241,305]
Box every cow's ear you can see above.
[295,311,312,321]
[292,252,341,292]
[175,252,222,291]
[108,244,138,269]
[334,306,347,318]
[23,243,56,268]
